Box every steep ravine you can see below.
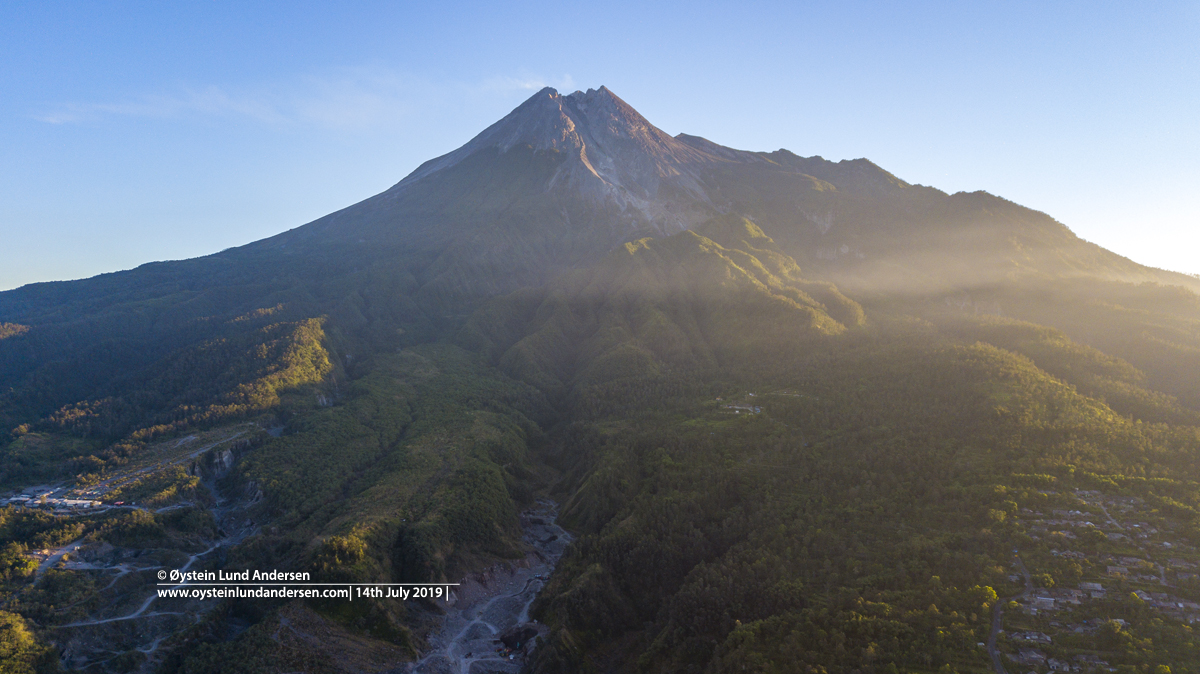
[405,501,571,674]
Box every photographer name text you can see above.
[167,569,311,582]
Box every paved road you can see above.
[988,554,1032,674]
[35,538,84,578]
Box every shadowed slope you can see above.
[458,215,862,399]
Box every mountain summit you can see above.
[399,86,722,201]
[259,86,752,300]
[379,85,748,237]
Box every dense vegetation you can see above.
[524,329,1200,673]
[163,344,552,672]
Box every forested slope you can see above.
[447,224,1200,673]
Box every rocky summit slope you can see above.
[394,85,732,227]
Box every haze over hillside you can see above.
[1,87,1198,674]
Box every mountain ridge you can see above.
[4,85,1197,315]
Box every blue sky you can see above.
[2,1,1198,290]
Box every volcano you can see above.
[2,85,1200,674]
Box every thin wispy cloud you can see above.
[33,68,576,130]
[35,86,289,125]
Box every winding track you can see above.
[60,541,221,628]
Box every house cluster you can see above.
[1169,558,1198,582]
[1104,555,1160,582]
[6,492,102,510]
[1126,523,1160,541]
[1010,650,1114,672]
[1010,630,1051,644]
[1019,491,1191,582]
[715,393,765,415]
[1019,587,1091,614]
[1012,647,1113,666]
[1026,509,1101,540]
[721,404,762,415]
[1131,590,1200,618]
[1003,489,1199,670]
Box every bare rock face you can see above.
[393,85,742,236]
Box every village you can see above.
[715,391,763,415]
[2,424,264,517]
[994,487,1200,672]
[4,479,149,515]
[5,487,104,511]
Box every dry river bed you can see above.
[403,501,571,674]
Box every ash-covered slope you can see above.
[395,85,734,224]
